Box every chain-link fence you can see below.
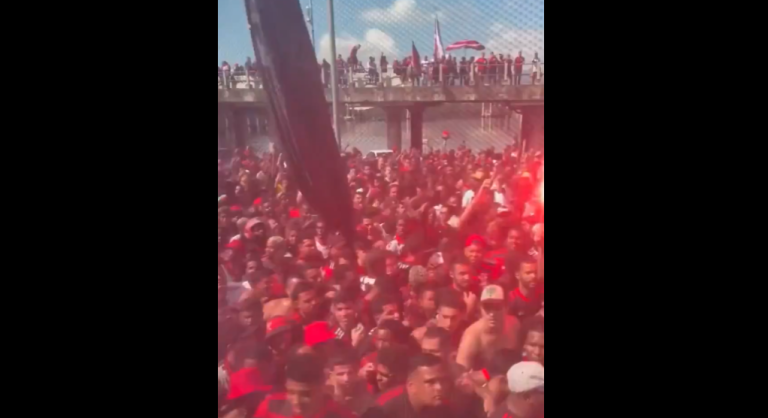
[218,0,544,153]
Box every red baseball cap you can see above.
[304,321,336,347]
[226,240,244,251]
[465,234,487,249]
[226,367,272,400]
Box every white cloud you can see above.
[361,0,416,23]
[361,0,444,26]
[317,29,399,63]
[484,23,544,61]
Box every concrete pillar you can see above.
[233,108,249,149]
[409,105,425,152]
[246,109,259,136]
[520,106,544,153]
[218,108,229,148]
[385,107,403,151]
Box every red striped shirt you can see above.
[376,385,405,406]
[254,393,356,418]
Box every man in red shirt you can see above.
[507,257,543,321]
[475,52,488,85]
[513,51,525,86]
[489,227,530,288]
[291,281,321,325]
[254,352,356,418]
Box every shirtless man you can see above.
[455,284,520,371]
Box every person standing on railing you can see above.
[380,54,388,82]
[432,57,440,85]
[443,55,458,86]
[498,54,505,83]
[367,57,378,85]
[476,53,488,85]
[233,63,246,89]
[513,51,525,85]
[350,44,361,72]
[336,54,347,88]
[245,57,257,86]
[408,57,420,86]
[489,53,500,85]
[451,57,459,85]
[459,57,468,86]
[401,56,409,84]
[402,56,412,85]
[221,61,232,89]
[504,54,513,82]
[322,59,331,88]
[531,53,541,85]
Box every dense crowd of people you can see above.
[219,46,542,89]
[218,143,544,418]
[372,51,541,87]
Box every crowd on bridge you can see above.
[219,45,542,89]
[218,143,544,418]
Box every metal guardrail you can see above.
[217,62,544,90]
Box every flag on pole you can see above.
[434,17,445,61]
[411,41,421,74]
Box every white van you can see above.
[366,149,394,159]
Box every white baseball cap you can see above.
[507,361,544,393]
[480,285,505,302]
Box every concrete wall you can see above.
[218,84,544,106]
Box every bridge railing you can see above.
[217,62,544,90]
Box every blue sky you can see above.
[218,0,543,65]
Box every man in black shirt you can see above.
[372,354,476,418]
[519,316,544,365]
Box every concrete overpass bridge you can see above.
[218,84,544,151]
